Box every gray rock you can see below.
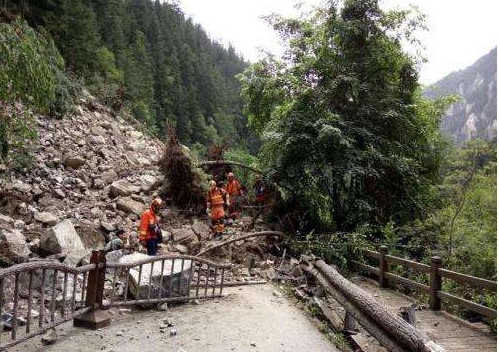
[11,180,32,194]
[100,170,118,185]
[116,198,144,216]
[64,156,86,169]
[53,189,66,199]
[0,228,31,263]
[86,135,106,145]
[91,126,107,136]
[171,228,198,246]
[34,211,58,226]
[40,219,85,255]
[100,221,116,233]
[41,328,57,345]
[63,249,91,266]
[139,175,160,192]
[120,253,191,299]
[191,220,211,241]
[77,222,106,249]
[110,180,141,197]
[0,214,14,228]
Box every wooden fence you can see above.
[351,246,497,319]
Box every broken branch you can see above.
[196,231,284,257]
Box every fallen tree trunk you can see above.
[301,257,445,352]
[196,160,262,174]
[196,231,283,257]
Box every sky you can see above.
[177,0,498,84]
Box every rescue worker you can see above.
[253,174,265,205]
[139,197,163,255]
[225,172,242,219]
[206,180,229,239]
[104,228,131,252]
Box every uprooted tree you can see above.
[160,124,207,211]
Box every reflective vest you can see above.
[226,179,241,197]
[139,208,157,241]
[207,188,226,206]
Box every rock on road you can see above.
[13,284,338,352]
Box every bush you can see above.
[0,19,70,169]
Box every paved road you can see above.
[12,284,337,352]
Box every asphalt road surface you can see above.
[12,284,338,352]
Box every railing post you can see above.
[378,246,388,288]
[74,250,110,329]
[430,256,442,311]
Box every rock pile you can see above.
[0,96,164,264]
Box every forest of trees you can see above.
[1,0,254,156]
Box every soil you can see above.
[11,284,338,352]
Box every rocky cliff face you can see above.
[424,47,497,145]
[0,94,166,265]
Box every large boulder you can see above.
[64,156,86,169]
[34,211,59,226]
[116,197,144,216]
[0,214,14,228]
[119,253,192,299]
[172,227,198,246]
[99,170,118,185]
[191,220,211,241]
[110,180,141,197]
[0,228,31,263]
[10,180,32,194]
[76,222,106,249]
[139,175,161,192]
[40,219,85,255]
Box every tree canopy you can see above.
[239,0,453,232]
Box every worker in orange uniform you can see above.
[206,180,229,239]
[225,172,242,219]
[139,197,163,255]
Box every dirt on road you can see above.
[12,284,338,352]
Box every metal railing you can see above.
[0,250,231,350]
[351,246,497,319]
[0,260,95,351]
[104,254,230,307]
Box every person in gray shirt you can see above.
[105,229,130,252]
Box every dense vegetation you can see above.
[0,0,254,164]
[240,0,450,233]
[239,0,496,318]
[0,19,76,169]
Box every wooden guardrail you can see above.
[351,246,497,319]
[301,256,445,352]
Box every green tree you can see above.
[239,0,447,232]
[0,19,65,168]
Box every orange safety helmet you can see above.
[151,197,163,207]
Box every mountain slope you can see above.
[424,47,497,144]
[1,0,251,150]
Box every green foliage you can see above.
[239,0,449,232]
[3,0,254,150]
[0,19,60,111]
[0,19,70,168]
[286,231,369,271]
[224,148,258,187]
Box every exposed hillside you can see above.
[424,47,497,144]
[0,95,166,265]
